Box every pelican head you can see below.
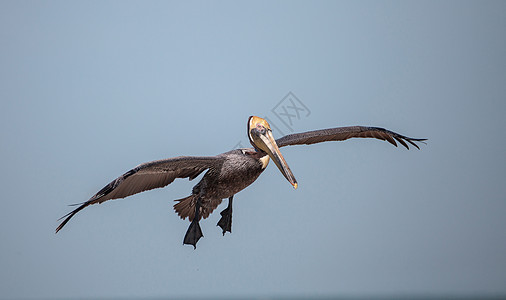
[248,116,298,189]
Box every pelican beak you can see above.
[249,118,298,189]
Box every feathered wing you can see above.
[275,126,426,149]
[56,156,223,233]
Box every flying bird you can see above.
[56,116,426,248]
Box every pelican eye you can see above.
[255,124,267,135]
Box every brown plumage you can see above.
[55,156,222,233]
[56,116,426,248]
[275,126,424,149]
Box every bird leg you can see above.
[217,196,233,236]
[183,196,203,249]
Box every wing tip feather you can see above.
[55,202,91,233]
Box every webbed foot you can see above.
[217,196,233,236]
[183,196,203,249]
[184,219,203,249]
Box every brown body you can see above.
[174,149,267,221]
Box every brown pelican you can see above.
[56,116,426,248]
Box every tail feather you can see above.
[174,195,198,221]
[174,195,221,221]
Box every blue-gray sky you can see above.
[1,1,505,299]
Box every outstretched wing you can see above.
[56,156,223,233]
[276,126,426,149]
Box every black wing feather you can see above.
[276,126,426,150]
[56,156,222,233]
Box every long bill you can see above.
[252,129,298,189]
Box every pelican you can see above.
[56,116,426,248]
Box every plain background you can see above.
[1,1,505,299]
